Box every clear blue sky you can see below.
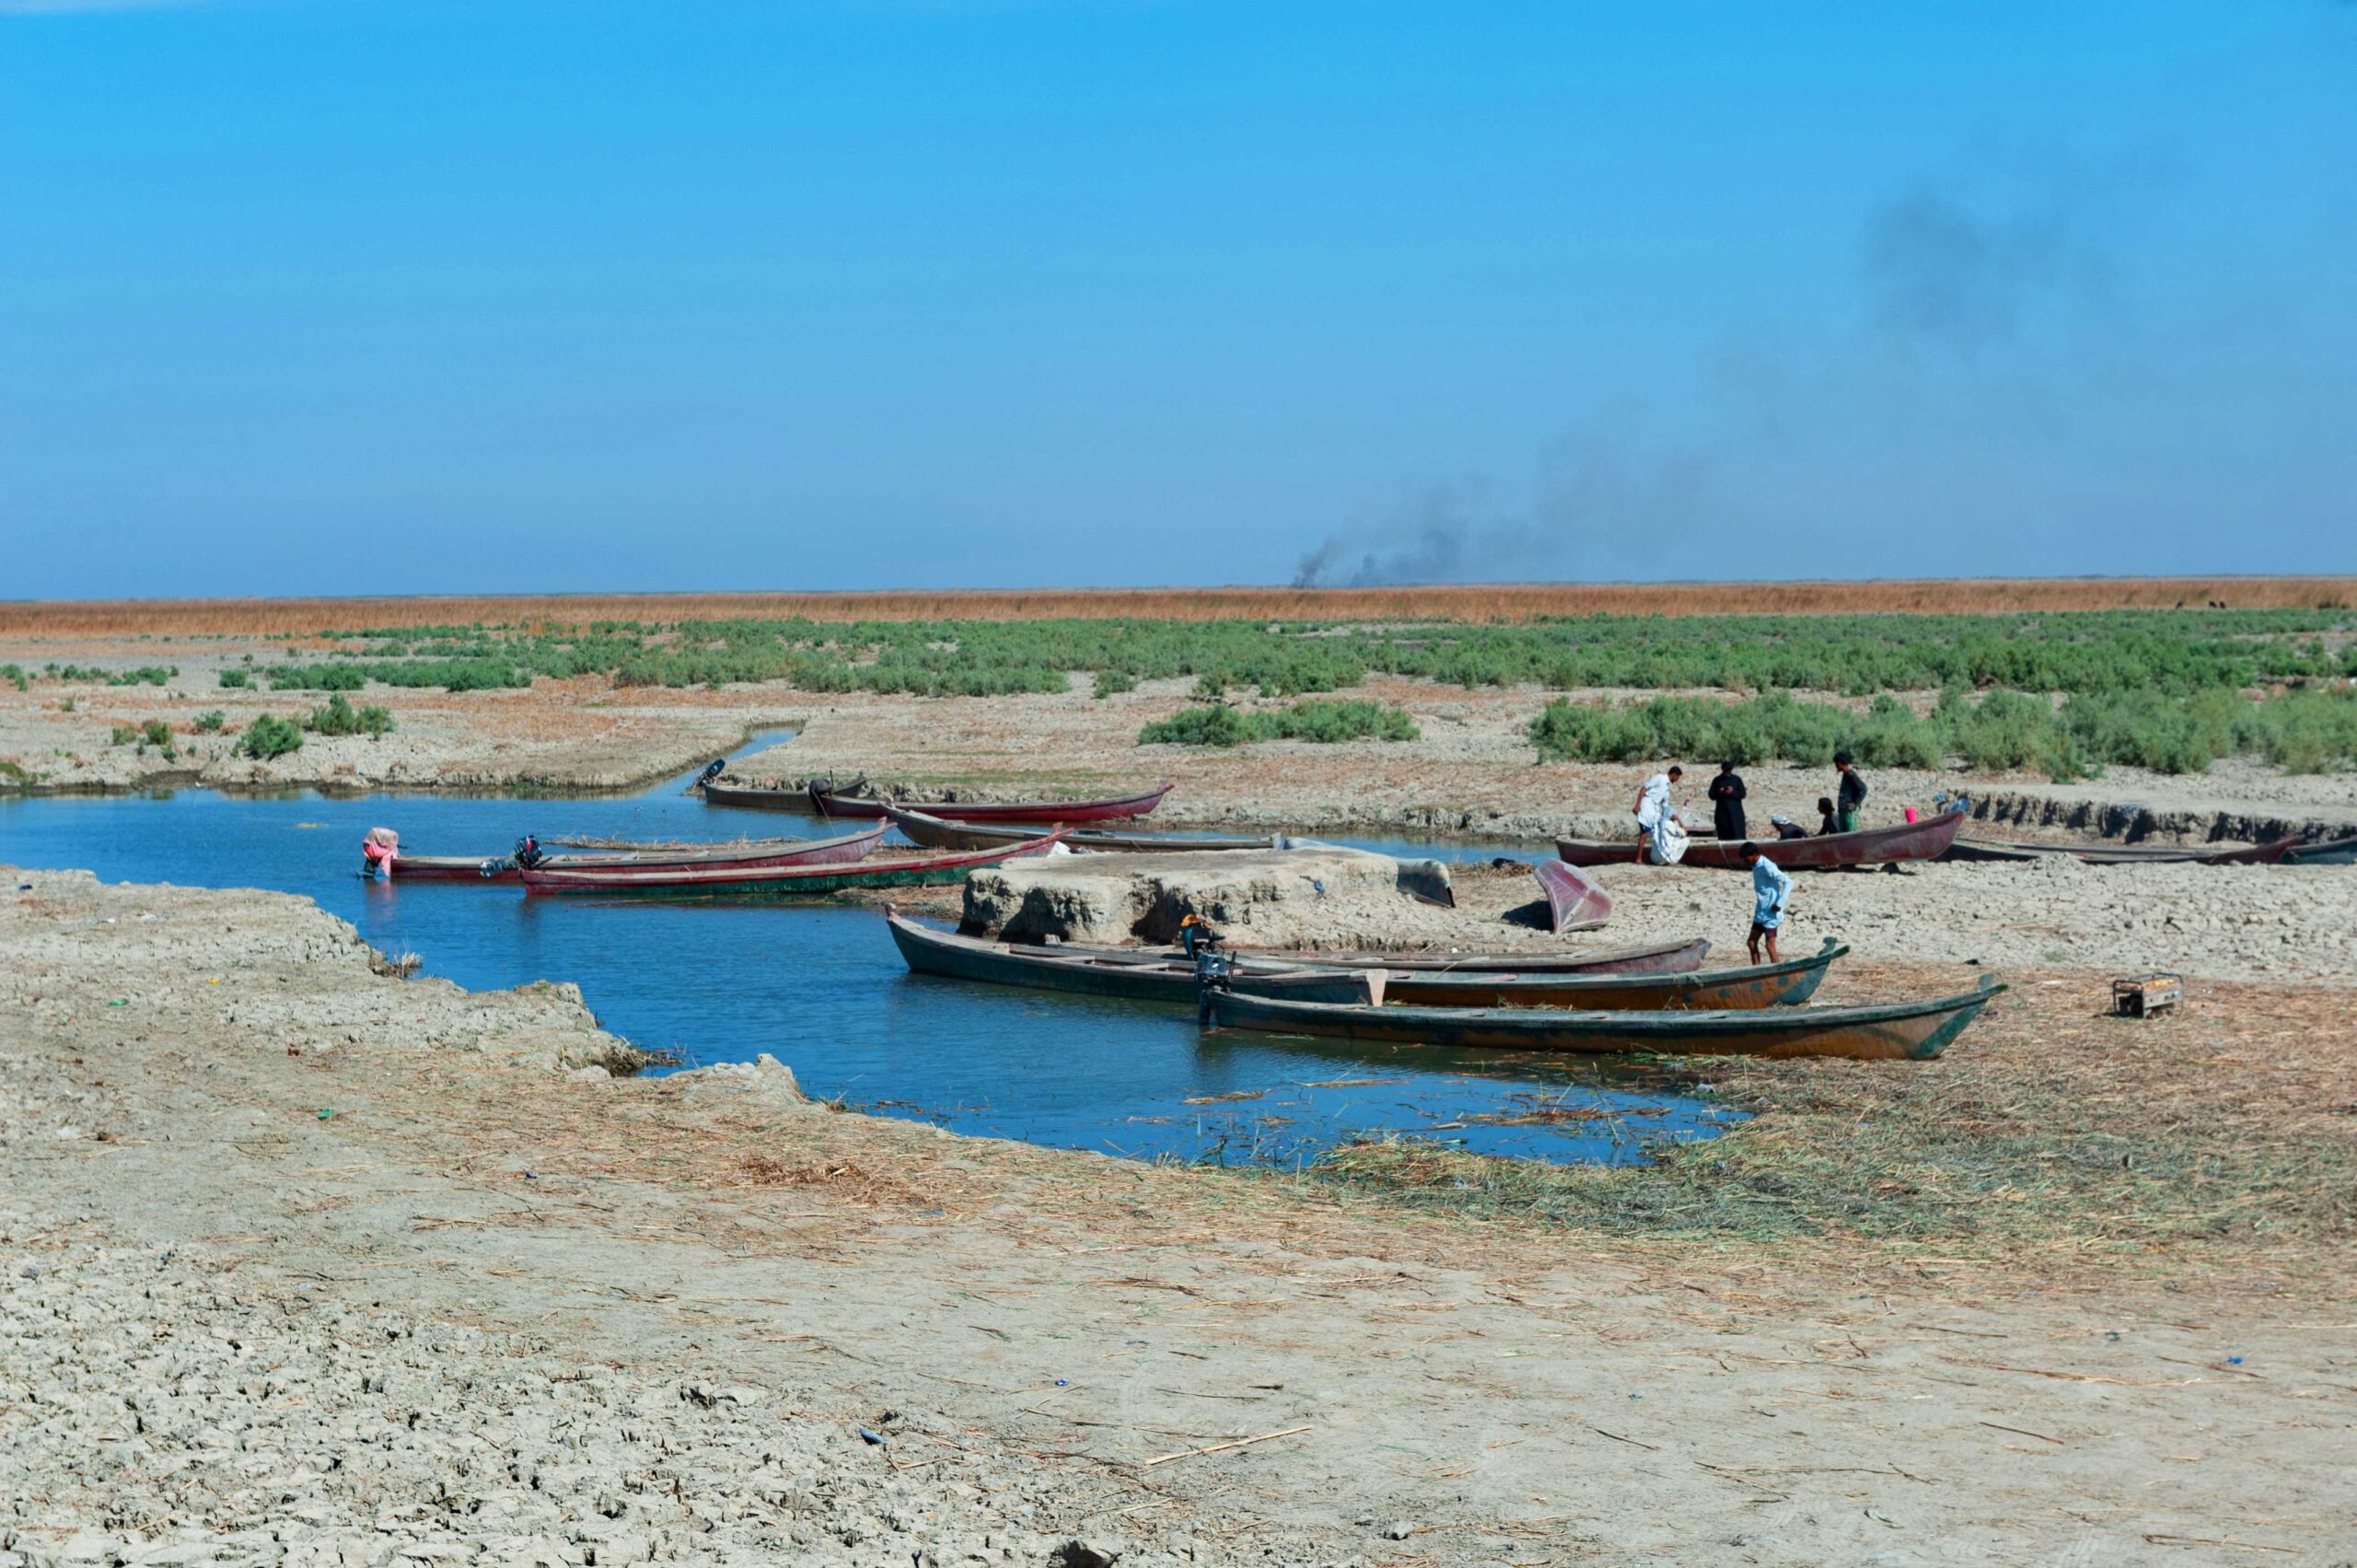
[4,2,2351,598]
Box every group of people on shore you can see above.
[1629,753,1871,964]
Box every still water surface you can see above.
[1,737,1736,1166]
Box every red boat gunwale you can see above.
[1557,808,1967,870]
[809,783,1172,824]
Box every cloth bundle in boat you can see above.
[1648,816,1689,865]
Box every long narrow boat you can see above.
[1202,975,2004,1061]
[1032,934,1711,976]
[1557,809,1966,871]
[518,832,1062,899]
[1363,938,1846,1010]
[699,780,819,813]
[1946,834,2302,866]
[389,822,888,884]
[811,782,1172,823]
[2287,834,2357,865]
[884,910,1370,1005]
[883,801,1278,854]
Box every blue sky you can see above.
[3,2,2351,597]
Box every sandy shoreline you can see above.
[6,863,2354,1565]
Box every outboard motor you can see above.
[512,834,547,870]
[698,758,726,788]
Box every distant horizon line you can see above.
[5,575,2352,636]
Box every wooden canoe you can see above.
[1032,934,1712,976]
[1534,860,1611,932]
[389,822,887,883]
[883,801,1278,854]
[518,832,1063,898]
[1365,938,1846,1010]
[699,780,819,813]
[1557,810,1966,870]
[1947,834,2304,866]
[883,910,1370,1005]
[811,782,1172,823]
[2287,834,2357,866]
[1202,975,2005,1061]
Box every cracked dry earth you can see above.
[4,868,2353,1568]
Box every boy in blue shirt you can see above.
[1740,842,1793,964]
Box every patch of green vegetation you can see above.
[0,664,26,692]
[141,719,172,748]
[109,725,139,747]
[1141,699,1421,747]
[1092,669,1136,699]
[0,760,29,784]
[217,668,250,689]
[305,693,394,738]
[1527,685,2357,777]
[238,714,306,761]
[193,710,226,733]
[107,666,177,687]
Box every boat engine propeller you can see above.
[512,834,547,870]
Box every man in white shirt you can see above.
[1631,764,1683,864]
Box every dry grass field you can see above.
[6,575,2353,634]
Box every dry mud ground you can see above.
[5,634,2356,846]
[6,869,2355,1568]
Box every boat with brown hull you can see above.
[1361,938,1845,1010]
[517,832,1062,899]
[883,910,1371,1006]
[1556,809,1966,871]
[1202,975,2004,1061]
[881,802,1278,854]
[388,822,888,883]
[1945,834,2303,866]
[1032,934,1712,976]
[810,782,1172,823]
[698,781,819,813]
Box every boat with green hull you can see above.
[1202,975,2004,1061]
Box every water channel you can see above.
[1,733,1737,1167]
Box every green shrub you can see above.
[359,704,395,739]
[110,725,139,747]
[1139,700,1418,747]
[193,710,226,733]
[0,664,25,692]
[1093,669,1136,699]
[1140,704,1253,747]
[107,666,176,687]
[142,719,171,748]
[218,669,250,689]
[238,714,305,760]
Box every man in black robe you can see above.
[1708,761,1747,842]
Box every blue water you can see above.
[0,737,1733,1167]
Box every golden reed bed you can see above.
[4,576,2351,635]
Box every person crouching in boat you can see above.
[1633,765,1681,861]
[1770,814,1809,842]
[1816,796,1840,836]
[1741,842,1792,965]
[361,827,400,881]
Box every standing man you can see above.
[1740,842,1792,964]
[1708,760,1747,842]
[1834,751,1867,834]
[1633,764,1681,848]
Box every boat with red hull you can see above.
[388,822,888,883]
[517,831,1062,898]
[809,782,1171,824]
[1557,809,1966,871]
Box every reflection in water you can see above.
[1,737,1736,1167]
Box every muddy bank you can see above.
[6,867,2355,1564]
